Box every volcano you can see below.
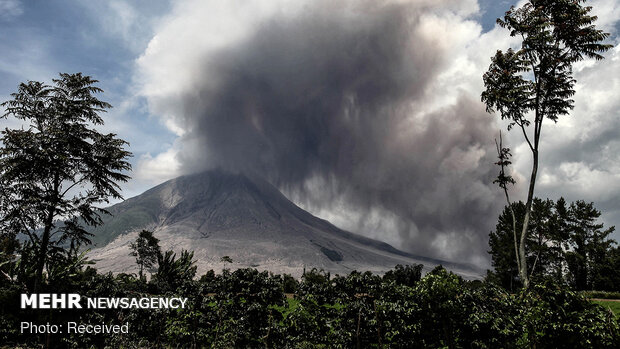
[88,170,483,278]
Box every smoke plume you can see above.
[139,0,504,266]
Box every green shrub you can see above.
[2,265,619,348]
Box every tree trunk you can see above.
[507,195,521,287]
[34,175,59,292]
[34,208,55,292]
[519,149,539,290]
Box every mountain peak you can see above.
[89,170,483,278]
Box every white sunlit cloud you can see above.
[134,144,182,185]
[535,43,620,197]
[588,0,620,36]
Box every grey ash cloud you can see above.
[149,1,505,265]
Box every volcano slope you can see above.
[88,170,483,278]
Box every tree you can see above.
[488,198,566,291]
[383,264,423,287]
[0,73,132,291]
[563,200,616,290]
[594,246,620,291]
[488,198,616,291]
[481,0,612,288]
[153,250,197,292]
[488,202,526,291]
[130,230,161,280]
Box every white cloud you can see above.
[134,144,182,185]
[588,0,620,36]
[534,43,620,201]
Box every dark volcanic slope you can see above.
[89,170,483,278]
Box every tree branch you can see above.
[518,121,534,152]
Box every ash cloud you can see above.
[150,1,504,265]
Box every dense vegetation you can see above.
[1,262,618,348]
[487,198,620,293]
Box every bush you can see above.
[1,265,619,348]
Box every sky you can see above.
[1,0,619,268]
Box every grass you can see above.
[591,299,620,318]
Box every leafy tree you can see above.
[564,200,616,290]
[481,0,612,288]
[413,266,466,348]
[282,273,299,293]
[0,73,132,291]
[489,198,616,291]
[488,198,567,291]
[594,246,620,291]
[521,197,569,284]
[0,234,19,282]
[520,281,619,348]
[488,202,526,291]
[153,249,197,292]
[383,263,423,287]
[129,229,161,280]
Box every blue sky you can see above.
[0,0,176,193]
[0,2,168,137]
[1,0,619,265]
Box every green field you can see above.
[592,300,620,318]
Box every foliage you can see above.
[153,250,197,293]
[0,73,132,291]
[564,200,617,290]
[519,282,619,348]
[488,198,617,292]
[1,263,619,348]
[383,263,423,287]
[488,198,567,291]
[129,229,161,280]
[481,0,612,289]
